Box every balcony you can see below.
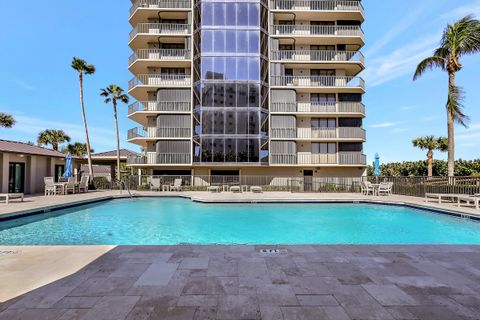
[128,127,192,146]
[128,74,192,100]
[271,102,365,116]
[129,23,191,48]
[270,76,365,92]
[127,152,191,165]
[270,152,366,165]
[129,49,192,73]
[128,101,191,114]
[271,127,366,140]
[130,0,192,17]
[271,0,363,12]
[272,25,363,41]
[271,50,364,68]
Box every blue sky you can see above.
[0,0,479,163]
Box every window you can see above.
[311,93,336,103]
[311,118,336,128]
[312,143,336,154]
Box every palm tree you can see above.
[100,85,129,181]
[0,113,15,128]
[412,136,448,177]
[72,57,96,181]
[62,142,94,157]
[414,15,480,177]
[37,129,71,151]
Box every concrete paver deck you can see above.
[1,245,480,319]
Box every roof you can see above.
[91,149,139,158]
[81,164,111,174]
[0,140,66,158]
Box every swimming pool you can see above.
[0,198,479,245]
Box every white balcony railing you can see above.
[130,23,190,40]
[128,127,191,139]
[128,101,191,114]
[271,102,365,114]
[270,76,365,89]
[129,49,191,65]
[272,25,363,37]
[271,50,364,64]
[129,74,192,90]
[270,152,366,165]
[271,127,365,139]
[271,0,364,13]
[130,0,192,16]
[127,152,191,165]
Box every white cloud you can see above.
[439,0,480,20]
[370,122,399,128]
[13,80,37,92]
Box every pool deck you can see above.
[1,191,480,319]
[1,245,480,319]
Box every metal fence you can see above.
[93,175,480,198]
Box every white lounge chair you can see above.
[0,193,24,204]
[207,186,221,193]
[44,177,59,196]
[230,186,241,193]
[170,179,182,192]
[251,186,262,193]
[77,175,89,193]
[457,194,480,210]
[378,182,393,196]
[425,193,464,204]
[65,177,77,194]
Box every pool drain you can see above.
[260,249,288,255]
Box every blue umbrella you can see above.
[374,153,381,177]
[63,153,73,178]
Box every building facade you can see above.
[127,0,366,178]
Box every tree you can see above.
[37,129,71,151]
[100,85,129,181]
[412,136,448,177]
[72,57,96,182]
[61,142,94,157]
[0,113,15,128]
[414,15,480,177]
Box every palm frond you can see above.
[413,56,446,81]
[0,113,15,128]
[437,137,449,152]
[447,84,469,127]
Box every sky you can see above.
[0,0,479,163]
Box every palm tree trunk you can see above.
[113,100,121,182]
[78,73,94,184]
[447,72,455,177]
[427,150,433,177]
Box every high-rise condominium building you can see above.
[127,0,366,178]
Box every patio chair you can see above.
[230,186,241,193]
[150,177,161,191]
[251,186,263,193]
[0,193,24,204]
[77,175,89,193]
[170,179,183,192]
[207,186,221,193]
[361,181,374,195]
[378,182,393,196]
[44,177,59,196]
[65,177,76,194]
[457,194,480,210]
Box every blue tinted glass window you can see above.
[236,57,248,80]
[202,57,213,79]
[236,31,248,53]
[248,31,259,53]
[225,57,236,80]
[202,3,213,26]
[214,3,225,26]
[213,30,225,53]
[248,58,260,80]
[213,57,225,79]
[201,30,213,52]
[225,30,236,52]
[236,3,248,26]
[249,4,259,27]
[225,3,236,26]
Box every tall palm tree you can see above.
[62,142,94,157]
[72,57,96,182]
[0,113,15,128]
[414,15,480,177]
[412,136,448,177]
[37,129,71,151]
[100,85,129,181]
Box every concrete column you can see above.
[0,153,8,193]
[26,156,37,194]
[110,164,116,181]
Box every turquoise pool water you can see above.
[0,198,479,245]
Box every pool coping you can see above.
[1,193,479,223]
